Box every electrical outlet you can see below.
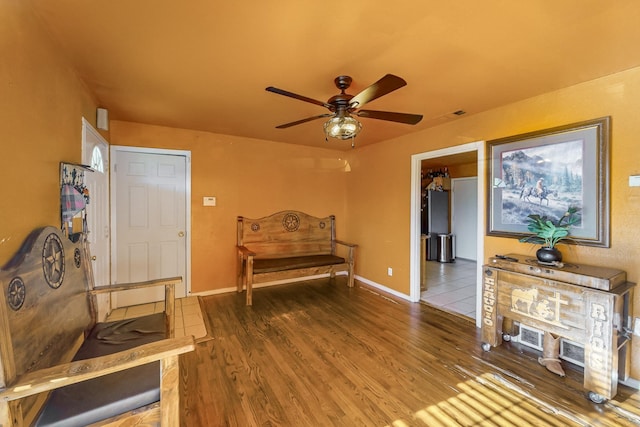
[203,196,216,206]
[387,267,393,276]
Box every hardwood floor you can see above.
[180,277,640,426]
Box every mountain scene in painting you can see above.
[498,140,584,227]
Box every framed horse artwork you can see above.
[486,117,610,248]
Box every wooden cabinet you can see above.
[481,254,634,402]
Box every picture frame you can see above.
[486,117,610,247]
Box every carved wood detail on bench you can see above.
[0,226,195,426]
[236,211,357,305]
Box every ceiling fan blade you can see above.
[348,74,407,108]
[275,114,333,129]
[266,86,332,109]
[356,109,423,125]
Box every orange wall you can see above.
[4,0,640,379]
[110,121,349,293]
[345,66,640,378]
[0,1,99,263]
[449,161,477,178]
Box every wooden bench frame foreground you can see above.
[0,226,195,426]
[237,211,357,305]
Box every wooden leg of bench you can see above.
[0,401,14,427]
[165,284,175,338]
[245,257,254,305]
[1,401,23,427]
[160,354,180,426]
[347,246,356,287]
[246,280,253,306]
[237,253,244,293]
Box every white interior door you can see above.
[451,177,478,261]
[111,147,189,307]
[82,119,111,320]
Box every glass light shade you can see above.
[323,115,362,140]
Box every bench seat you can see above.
[253,255,346,274]
[35,313,166,427]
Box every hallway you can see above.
[421,258,477,319]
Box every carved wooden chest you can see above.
[481,254,634,402]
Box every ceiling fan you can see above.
[266,74,423,146]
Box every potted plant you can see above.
[519,206,580,264]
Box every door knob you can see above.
[91,256,97,261]
[178,231,185,237]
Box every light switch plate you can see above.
[203,196,216,206]
[629,175,640,187]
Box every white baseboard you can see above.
[191,285,237,297]
[191,272,345,297]
[354,275,412,302]
[190,273,410,302]
[620,377,640,390]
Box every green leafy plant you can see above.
[519,206,581,248]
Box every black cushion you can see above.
[253,254,346,274]
[35,313,166,427]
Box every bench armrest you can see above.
[90,276,182,294]
[237,245,256,257]
[335,240,357,263]
[90,276,181,337]
[335,240,357,248]
[0,336,195,402]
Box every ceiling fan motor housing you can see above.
[334,75,352,90]
[327,76,355,112]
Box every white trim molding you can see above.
[410,141,486,328]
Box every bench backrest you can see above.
[0,227,94,419]
[237,211,336,259]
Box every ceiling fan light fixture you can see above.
[323,115,362,140]
[267,74,421,148]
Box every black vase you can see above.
[536,247,562,263]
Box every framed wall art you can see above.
[486,117,610,247]
[60,162,93,240]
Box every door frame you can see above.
[409,141,485,328]
[109,145,192,298]
[81,118,111,319]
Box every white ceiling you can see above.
[28,1,640,150]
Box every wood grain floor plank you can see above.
[180,277,640,426]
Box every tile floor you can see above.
[421,258,477,319]
[106,296,208,340]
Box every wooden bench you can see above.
[0,226,195,426]
[236,211,357,305]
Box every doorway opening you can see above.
[410,141,485,327]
